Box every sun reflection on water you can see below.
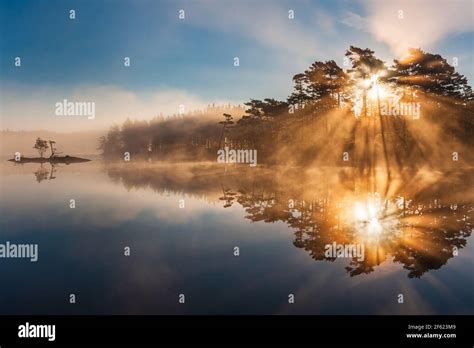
[347,194,402,244]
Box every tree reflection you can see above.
[33,163,57,182]
[104,163,473,278]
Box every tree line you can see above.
[100,46,474,165]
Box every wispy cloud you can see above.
[182,0,335,62]
[339,11,369,32]
[356,0,473,56]
[1,84,237,131]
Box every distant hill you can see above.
[0,130,105,157]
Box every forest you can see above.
[99,46,474,167]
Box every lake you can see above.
[0,159,473,314]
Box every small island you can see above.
[8,137,91,164]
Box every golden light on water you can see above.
[348,195,401,241]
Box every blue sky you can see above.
[1,0,473,130]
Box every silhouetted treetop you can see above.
[389,48,473,102]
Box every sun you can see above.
[359,71,390,100]
[352,70,396,117]
[367,83,389,101]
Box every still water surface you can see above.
[0,160,473,314]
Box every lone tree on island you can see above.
[48,140,59,158]
[33,138,49,158]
